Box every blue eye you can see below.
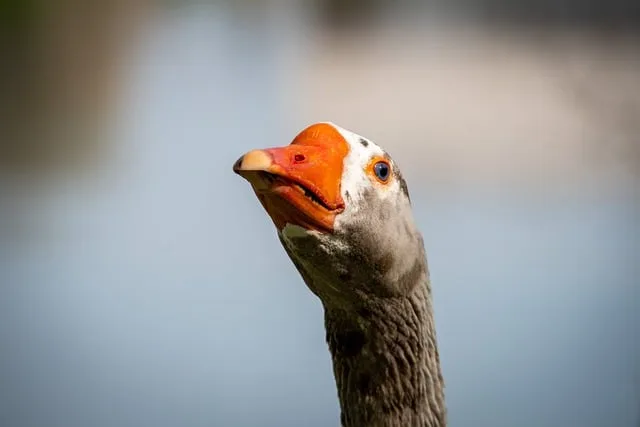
[373,161,390,182]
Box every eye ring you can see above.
[373,160,391,183]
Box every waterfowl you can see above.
[233,122,446,427]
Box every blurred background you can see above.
[0,1,638,426]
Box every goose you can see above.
[232,122,446,427]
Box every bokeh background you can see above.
[1,1,639,426]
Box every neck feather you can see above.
[324,278,446,427]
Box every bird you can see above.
[233,122,446,427]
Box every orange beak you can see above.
[233,123,349,232]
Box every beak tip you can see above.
[232,155,244,175]
[232,149,273,175]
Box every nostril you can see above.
[294,154,305,163]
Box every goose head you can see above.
[233,122,426,308]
